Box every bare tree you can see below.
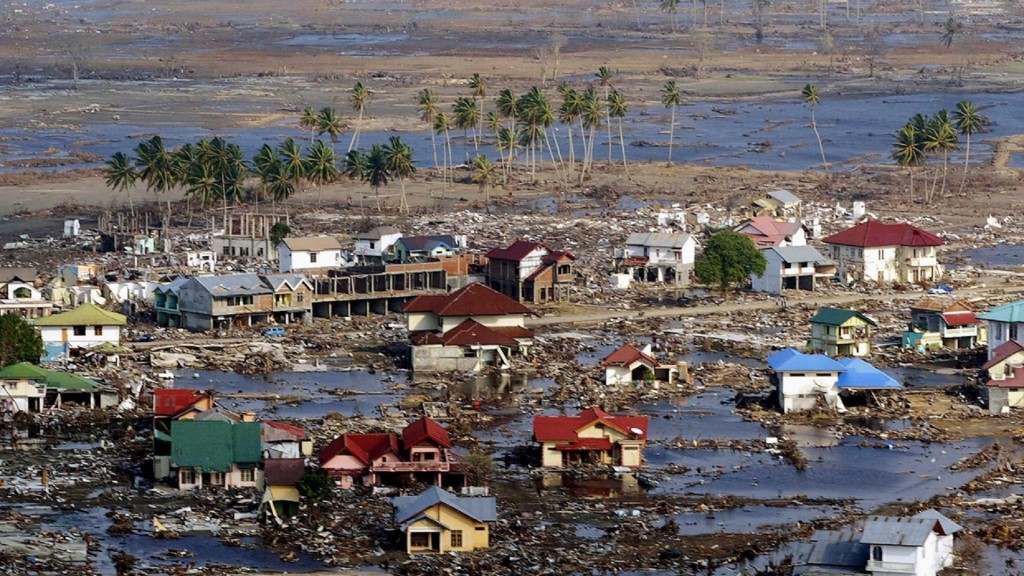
[55,32,94,90]
[751,0,771,43]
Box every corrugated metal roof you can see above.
[978,299,1024,324]
[768,189,802,205]
[170,420,261,472]
[913,509,962,535]
[794,527,869,568]
[281,236,342,252]
[860,516,936,546]
[625,232,692,249]
[261,274,310,292]
[153,277,189,295]
[393,486,497,524]
[810,307,877,327]
[767,348,846,372]
[33,303,126,327]
[771,245,829,264]
[191,274,273,297]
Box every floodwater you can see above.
[958,244,1024,269]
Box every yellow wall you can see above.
[406,503,490,553]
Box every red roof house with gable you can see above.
[318,417,457,488]
[980,340,1024,414]
[486,239,576,304]
[533,407,649,468]
[599,343,681,387]
[403,283,535,373]
[822,220,944,285]
[734,216,808,249]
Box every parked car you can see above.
[134,333,157,342]
[262,327,286,337]
[928,284,954,295]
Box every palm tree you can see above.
[251,144,279,209]
[348,81,371,152]
[471,154,498,207]
[416,88,441,170]
[305,139,338,205]
[660,80,683,165]
[607,89,630,177]
[496,126,519,185]
[580,86,603,182]
[104,152,137,217]
[661,0,680,31]
[923,110,958,201]
[558,82,583,179]
[801,84,828,175]
[495,89,519,174]
[940,16,964,84]
[596,66,614,162]
[433,111,453,196]
[185,160,218,215]
[342,149,367,209]
[516,89,546,183]
[383,135,415,213]
[362,143,390,211]
[278,138,307,205]
[300,107,319,144]
[892,123,925,204]
[469,73,487,150]
[453,96,480,161]
[952,100,990,196]
[317,107,346,153]
[172,143,200,221]
[134,135,175,211]
[265,163,295,210]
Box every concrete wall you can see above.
[412,345,482,372]
[439,314,524,332]
[280,247,343,273]
[408,312,440,332]
[987,320,1024,359]
[39,325,121,349]
[777,371,839,413]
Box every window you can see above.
[297,292,304,303]
[223,246,232,256]
[73,326,86,336]
[240,468,254,483]
[210,472,224,486]
[815,373,832,377]
[789,373,806,377]
[872,547,883,562]
[450,530,463,548]
[423,452,436,461]
[94,326,103,336]
[310,253,318,264]
[410,533,430,548]
[1012,325,1019,341]
[181,469,195,485]
[475,526,486,531]
[369,242,376,249]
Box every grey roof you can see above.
[0,267,37,283]
[770,245,831,264]
[393,486,497,524]
[625,232,693,249]
[768,189,802,205]
[398,235,457,253]
[793,528,869,569]
[861,514,946,546]
[153,276,189,295]
[912,509,962,536]
[261,274,310,292]
[354,226,401,240]
[191,274,272,297]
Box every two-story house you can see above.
[393,487,497,554]
[33,303,127,361]
[403,283,534,372]
[810,307,877,357]
[319,416,457,488]
[734,216,807,249]
[533,407,648,468]
[486,240,576,303]
[980,341,1024,414]
[0,267,52,319]
[750,245,835,294]
[153,277,189,329]
[978,299,1024,360]
[262,274,313,326]
[278,236,343,273]
[823,220,944,285]
[903,297,983,351]
[353,226,402,263]
[618,232,695,284]
[170,415,263,490]
[175,274,276,331]
[752,189,801,217]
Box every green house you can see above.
[809,307,877,357]
[170,419,263,490]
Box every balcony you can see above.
[373,461,450,473]
[904,256,937,268]
[865,560,916,574]
[941,326,978,338]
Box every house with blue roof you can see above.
[393,486,497,554]
[978,299,1024,360]
[836,358,902,390]
[767,349,901,413]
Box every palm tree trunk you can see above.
[399,177,408,213]
[618,117,630,178]
[543,128,566,190]
[909,168,914,205]
[668,104,676,165]
[349,109,364,152]
[812,108,828,174]
[430,129,439,171]
[957,133,971,196]
[566,122,576,179]
[940,150,949,198]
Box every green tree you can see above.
[940,16,965,85]
[580,86,604,182]
[417,88,441,170]
[134,135,176,212]
[694,230,766,293]
[801,84,828,175]
[348,82,372,152]
[453,96,480,162]
[596,66,615,162]
[923,110,958,202]
[892,122,925,204]
[295,469,334,502]
[383,135,415,213]
[952,100,989,196]
[558,83,582,179]
[661,80,684,165]
[104,151,137,217]
[278,138,307,203]
[607,89,630,177]
[471,154,498,206]
[300,107,319,144]
[362,143,390,211]
[469,73,487,152]
[305,139,338,205]
[317,107,346,153]
[0,315,45,366]
[433,112,453,198]
[269,221,291,246]
[251,143,279,208]
[461,450,496,487]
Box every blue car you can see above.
[928,284,954,295]
[262,327,286,337]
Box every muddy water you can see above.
[958,244,1024,269]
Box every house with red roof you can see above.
[734,216,808,249]
[318,416,457,488]
[903,297,984,352]
[980,341,1024,414]
[600,343,681,387]
[485,240,575,303]
[533,407,648,468]
[822,220,944,285]
[403,283,535,372]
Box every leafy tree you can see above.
[461,450,496,487]
[104,151,137,217]
[295,469,334,502]
[952,100,989,196]
[801,84,828,175]
[660,80,684,165]
[362,143,390,211]
[694,230,766,293]
[0,315,45,366]
[269,222,291,246]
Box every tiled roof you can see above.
[402,416,452,449]
[981,340,1024,371]
[533,406,648,443]
[486,240,549,262]
[600,344,658,368]
[767,348,846,372]
[822,220,944,248]
[942,310,979,327]
[438,319,522,346]
[262,420,308,442]
[393,486,497,524]
[810,307,877,327]
[987,366,1024,388]
[319,433,398,466]
[154,389,209,416]
[403,283,531,317]
[281,236,342,252]
[34,303,126,327]
[978,299,1024,324]
[264,458,306,486]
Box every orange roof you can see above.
[403,283,532,317]
[402,416,452,449]
[442,319,522,346]
[600,344,658,368]
[154,389,208,417]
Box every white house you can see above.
[353,226,402,263]
[619,232,696,283]
[752,189,801,217]
[795,509,961,576]
[822,220,944,285]
[978,299,1024,360]
[278,236,343,273]
[767,348,847,413]
[186,250,217,272]
[0,268,52,319]
[599,343,678,387]
[33,303,127,361]
[750,245,835,294]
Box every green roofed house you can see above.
[810,307,877,357]
[170,419,263,490]
[0,362,117,413]
[33,303,126,361]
